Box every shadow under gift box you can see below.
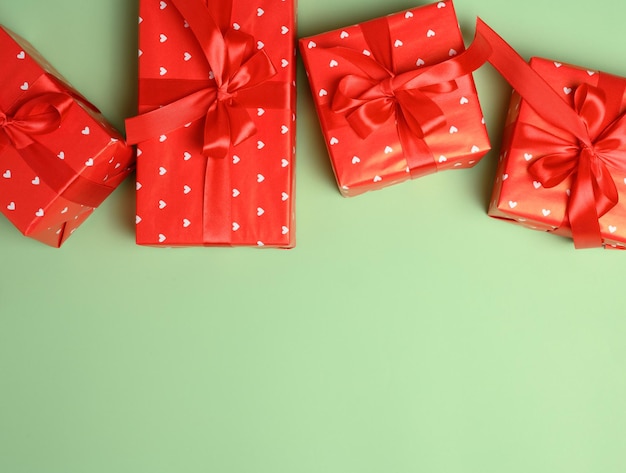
[299,0,490,197]
[0,27,134,248]
[128,0,296,247]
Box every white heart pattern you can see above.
[85,158,94,166]
[533,181,542,189]
[17,51,25,59]
[20,82,29,90]
[609,225,617,234]
[542,209,551,216]
[524,153,533,161]
[449,126,458,134]
[3,170,11,179]
[352,156,361,164]
[405,11,414,18]
[158,233,166,243]
[257,207,265,216]
[427,29,435,38]
[508,201,518,209]
[159,167,167,175]
[35,208,44,217]
[7,202,15,211]
[32,176,40,185]
[82,127,90,135]
[340,31,349,39]
[183,219,191,228]
[257,174,265,183]
[159,200,167,209]
[184,185,191,194]
[232,188,240,197]
[307,40,317,49]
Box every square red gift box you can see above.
[0,27,133,247]
[474,20,626,249]
[299,0,490,197]
[127,0,296,247]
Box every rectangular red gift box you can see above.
[0,27,133,247]
[488,57,626,249]
[128,0,296,247]
[299,0,490,197]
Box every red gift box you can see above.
[127,0,296,247]
[0,27,133,247]
[474,20,626,249]
[299,0,490,197]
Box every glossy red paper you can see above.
[299,0,490,196]
[488,58,626,249]
[0,27,133,247]
[132,0,296,247]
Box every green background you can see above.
[1,1,625,472]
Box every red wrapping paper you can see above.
[129,0,296,247]
[476,20,626,249]
[299,0,490,197]
[0,27,133,247]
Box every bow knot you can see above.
[216,83,235,103]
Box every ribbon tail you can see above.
[203,102,232,158]
[472,19,590,143]
[126,88,216,145]
[569,156,603,248]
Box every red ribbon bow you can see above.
[126,0,286,159]
[474,19,626,248]
[0,92,72,150]
[325,16,489,176]
[0,76,127,209]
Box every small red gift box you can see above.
[299,0,490,196]
[474,20,626,249]
[127,0,296,247]
[0,27,133,247]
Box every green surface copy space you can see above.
[1,1,625,472]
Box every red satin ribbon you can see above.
[126,0,292,245]
[473,19,626,248]
[0,76,122,208]
[126,0,286,159]
[327,14,490,177]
